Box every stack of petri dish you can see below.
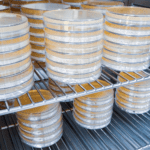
[81,1,124,20]
[16,90,63,148]
[73,80,114,129]
[116,72,150,114]
[21,3,70,62]
[49,78,74,102]
[0,13,34,101]
[103,7,150,71]
[62,0,87,9]
[0,5,11,12]
[10,0,49,14]
[43,9,103,84]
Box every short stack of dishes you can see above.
[73,80,114,129]
[15,90,63,148]
[103,7,150,71]
[10,0,49,14]
[116,72,150,114]
[62,0,87,9]
[0,13,34,101]
[49,78,74,102]
[0,5,11,12]
[43,9,103,84]
[81,1,124,20]
[21,3,70,62]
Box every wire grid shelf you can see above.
[0,102,150,150]
[1,61,150,116]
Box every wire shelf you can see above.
[0,102,150,150]
[1,61,150,116]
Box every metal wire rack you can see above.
[1,61,150,116]
[0,102,150,150]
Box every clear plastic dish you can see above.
[47,67,101,84]
[103,48,149,63]
[116,94,150,108]
[104,30,150,46]
[105,21,150,36]
[0,26,29,40]
[116,89,150,103]
[0,63,33,89]
[106,7,150,25]
[0,77,34,100]
[0,44,31,65]
[74,102,113,118]
[0,57,31,78]
[46,59,101,75]
[46,48,102,65]
[22,3,70,16]
[115,100,149,114]
[17,103,59,121]
[19,128,62,148]
[0,39,30,53]
[74,98,114,112]
[19,122,63,141]
[43,10,103,26]
[118,86,150,97]
[103,43,149,55]
[31,51,46,62]
[19,117,62,135]
[44,21,103,32]
[45,33,103,43]
[0,13,28,33]
[102,57,149,71]
[73,112,111,129]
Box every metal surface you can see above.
[1,61,150,116]
[0,102,149,150]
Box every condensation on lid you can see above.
[0,5,10,10]
[107,6,150,17]
[0,13,27,27]
[22,3,70,11]
[43,9,103,22]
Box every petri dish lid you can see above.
[22,3,70,11]
[107,6,150,17]
[0,13,28,33]
[43,9,103,24]
[106,6,150,22]
[15,90,56,115]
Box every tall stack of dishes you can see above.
[16,90,63,148]
[0,5,11,12]
[43,9,103,85]
[62,0,88,9]
[21,3,70,62]
[10,0,49,14]
[103,7,150,71]
[116,72,150,114]
[81,1,124,20]
[0,13,34,101]
[73,80,114,129]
